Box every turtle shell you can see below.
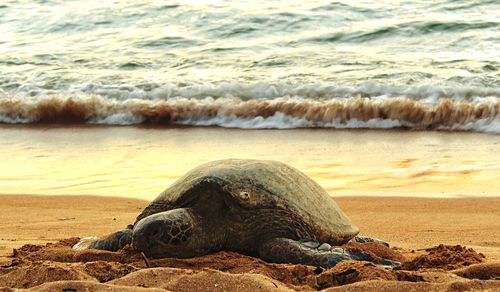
[137,159,359,244]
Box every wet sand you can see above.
[1,195,499,291]
[1,126,499,199]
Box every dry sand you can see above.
[1,195,499,291]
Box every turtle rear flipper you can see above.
[353,235,390,247]
[258,238,400,269]
[73,229,132,252]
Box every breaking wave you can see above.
[1,95,499,133]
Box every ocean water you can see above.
[0,1,499,132]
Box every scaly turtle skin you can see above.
[74,159,399,268]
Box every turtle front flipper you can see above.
[258,238,400,269]
[73,228,133,252]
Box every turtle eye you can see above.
[239,191,250,200]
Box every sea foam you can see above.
[1,94,498,133]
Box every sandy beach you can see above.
[2,0,500,290]
[1,195,499,291]
[0,127,498,291]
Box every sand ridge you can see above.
[1,238,499,291]
[0,195,499,291]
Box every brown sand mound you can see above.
[147,252,317,287]
[12,238,143,264]
[453,263,500,280]
[0,261,94,289]
[410,269,476,283]
[1,239,499,291]
[322,279,500,292]
[403,244,485,271]
[83,261,138,282]
[110,267,294,291]
[314,261,396,289]
[26,280,166,291]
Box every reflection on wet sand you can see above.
[0,126,498,199]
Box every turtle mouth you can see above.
[136,234,193,258]
[142,238,173,258]
[132,208,196,258]
[132,223,170,256]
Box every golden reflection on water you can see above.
[0,126,499,200]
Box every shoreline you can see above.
[1,123,499,136]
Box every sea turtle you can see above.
[74,159,399,268]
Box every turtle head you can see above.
[132,208,204,258]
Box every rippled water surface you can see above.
[2,0,499,85]
[0,0,499,132]
[1,1,499,198]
